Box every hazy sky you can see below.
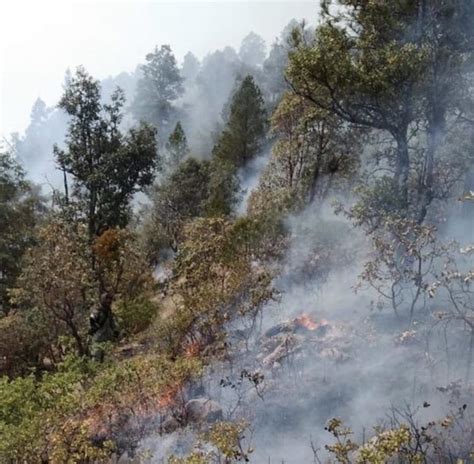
[0,0,318,137]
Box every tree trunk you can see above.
[66,319,87,357]
[462,167,474,220]
[394,130,410,212]
[418,110,444,224]
[89,292,119,361]
[88,188,97,239]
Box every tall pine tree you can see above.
[132,45,184,139]
[165,121,190,172]
[207,75,267,216]
[213,75,267,169]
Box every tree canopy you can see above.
[55,67,158,237]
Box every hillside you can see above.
[1,2,474,463]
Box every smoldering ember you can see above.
[1,1,474,463]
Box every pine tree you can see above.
[213,75,267,169]
[181,52,200,82]
[239,32,266,67]
[145,157,210,256]
[205,158,240,218]
[132,45,184,138]
[165,121,190,172]
[206,75,267,217]
[15,98,50,166]
[0,152,45,315]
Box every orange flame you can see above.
[157,383,181,409]
[184,341,201,358]
[295,313,318,330]
[295,314,329,331]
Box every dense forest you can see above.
[1,1,474,462]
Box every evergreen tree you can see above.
[15,98,49,167]
[195,47,241,121]
[145,157,210,256]
[206,75,267,217]
[205,158,240,217]
[181,52,200,82]
[132,45,184,137]
[263,41,289,106]
[287,2,425,211]
[239,32,266,67]
[262,20,311,107]
[213,75,267,169]
[165,121,190,172]
[0,152,45,315]
[414,1,474,222]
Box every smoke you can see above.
[236,148,272,215]
[136,198,472,462]
[238,204,471,462]
[7,9,473,462]
[179,46,269,159]
[11,70,139,195]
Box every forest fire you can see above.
[294,314,329,332]
[184,340,201,358]
[4,0,474,462]
[157,383,182,409]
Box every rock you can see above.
[185,398,223,423]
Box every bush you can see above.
[115,297,158,336]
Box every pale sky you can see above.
[0,0,318,137]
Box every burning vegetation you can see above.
[1,1,474,463]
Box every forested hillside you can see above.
[1,1,474,462]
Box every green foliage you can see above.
[169,421,252,463]
[153,217,274,358]
[12,219,94,357]
[132,44,184,136]
[257,91,360,211]
[115,296,158,336]
[0,350,201,462]
[144,157,211,256]
[3,6,474,463]
[12,220,153,360]
[166,121,190,172]
[0,308,53,377]
[0,354,107,463]
[287,5,425,208]
[348,178,407,231]
[205,158,240,217]
[55,66,158,237]
[287,1,474,221]
[230,215,285,261]
[213,75,266,170]
[203,420,251,461]
[0,152,45,315]
[321,410,473,464]
[205,75,267,217]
